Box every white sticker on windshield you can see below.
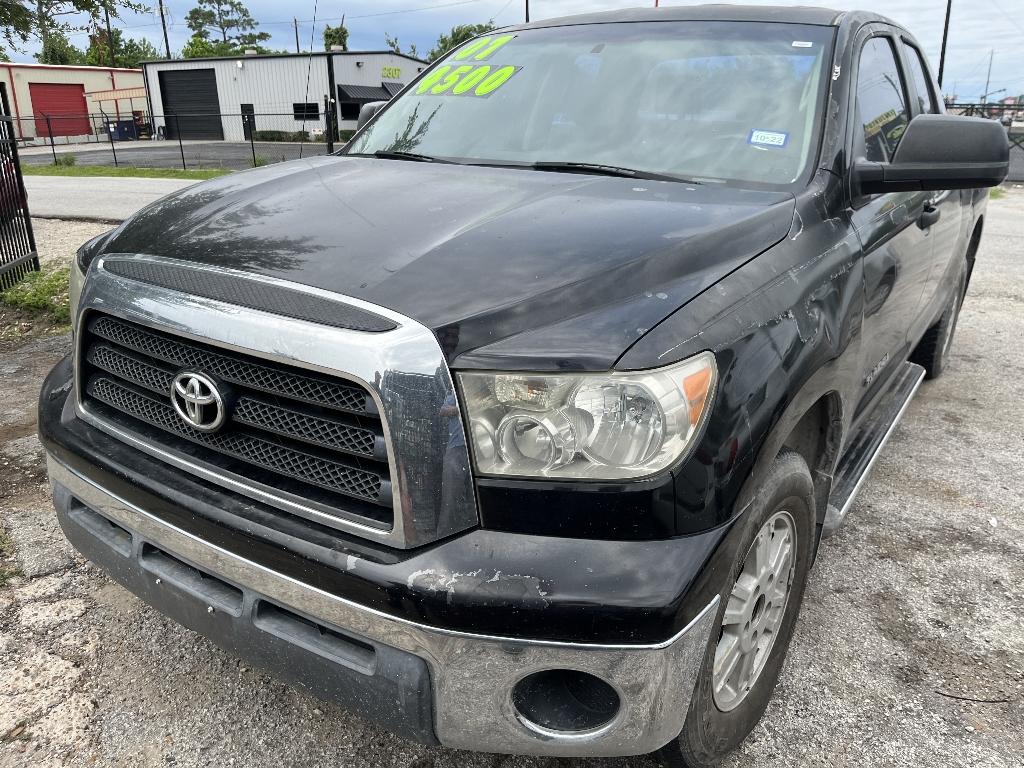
[792,41,813,48]
[749,129,789,148]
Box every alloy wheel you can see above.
[712,510,797,712]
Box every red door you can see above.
[30,83,90,137]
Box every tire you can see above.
[655,451,816,768]
[910,269,966,380]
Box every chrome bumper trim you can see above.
[47,454,718,757]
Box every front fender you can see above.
[619,178,864,536]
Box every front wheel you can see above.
[656,451,816,768]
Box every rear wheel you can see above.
[910,270,966,380]
[656,451,816,768]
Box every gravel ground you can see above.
[30,219,114,268]
[1,195,1022,768]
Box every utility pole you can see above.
[294,18,300,53]
[983,49,993,103]
[158,0,171,59]
[103,2,116,67]
[937,0,952,88]
[525,0,529,23]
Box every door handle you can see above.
[918,205,941,230]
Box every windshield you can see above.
[347,21,835,186]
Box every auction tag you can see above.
[748,129,789,148]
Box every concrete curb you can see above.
[32,213,124,225]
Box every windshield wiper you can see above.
[368,150,455,164]
[529,161,700,183]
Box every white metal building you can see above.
[0,63,145,141]
[141,51,427,141]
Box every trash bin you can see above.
[106,119,137,141]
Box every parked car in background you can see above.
[40,6,1007,766]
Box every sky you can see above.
[9,0,1024,101]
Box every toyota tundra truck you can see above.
[38,6,1008,766]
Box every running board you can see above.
[822,361,926,536]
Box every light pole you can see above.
[937,0,952,87]
[983,49,994,103]
[158,0,171,59]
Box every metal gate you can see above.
[0,87,38,291]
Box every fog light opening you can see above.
[512,669,621,734]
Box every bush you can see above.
[53,154,76,167]
[339,129,356,142]
[0,266,71,324]
[252,130,312,143]
[252,155,270,167]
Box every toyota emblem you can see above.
[171,371,226,432]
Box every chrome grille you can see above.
[88,315,372,414]
[80,314,393,529]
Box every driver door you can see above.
[849,31,933,419]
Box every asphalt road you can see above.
[23,176,196,222]
[20,140,331,172]
[1,194,1021,768]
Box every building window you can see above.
[293,102,319,121]
[339,101,362,121]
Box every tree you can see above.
[30,0,144,54]
[0,0,141,59]
[116,35,160,66]
[427,22,496,62]
[37,28,85,64]
[185,0,269,46]
[323,23,348,51]
[180,33,282,59]
[1,2,33,59]
[84,28,159,67]
[384,32,417,60]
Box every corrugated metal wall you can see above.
[144,53,424,142]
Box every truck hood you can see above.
[96,156,795,370]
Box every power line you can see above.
[986,0,1024,36]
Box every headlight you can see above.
[458,352,716,480]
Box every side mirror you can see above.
[853,114,1009,194]
[356,101,387,130]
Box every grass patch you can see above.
[23,164,231,181]
[989,186,1005,200]
[0,528,18,589]
[1,265,70,325]
[0,526,13,558]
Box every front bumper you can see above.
[49,455,718,756]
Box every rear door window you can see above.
[902,42,939,114]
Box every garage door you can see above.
[159,69,223,140]
[29,83,90,137]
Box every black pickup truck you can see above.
[39,6,1008,766]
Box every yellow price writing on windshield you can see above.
[452,35,515,61]
[416,64,520,97]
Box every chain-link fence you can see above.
[11,111,359,172]
[947,103,1024,182]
